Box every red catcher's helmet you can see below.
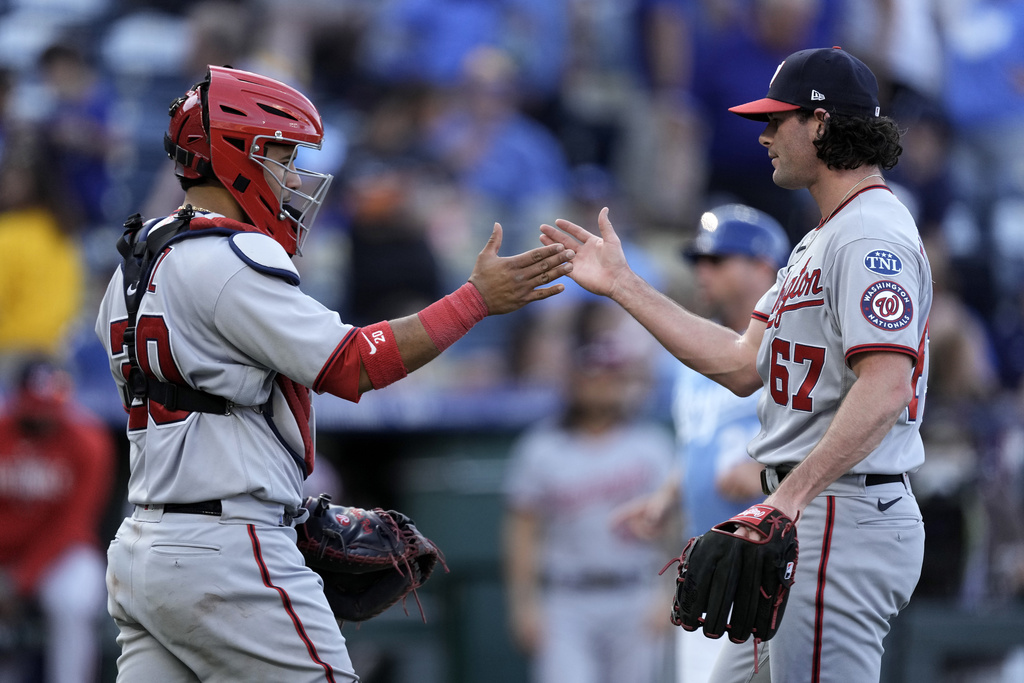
[164,66,333,255]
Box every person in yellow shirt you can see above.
[0,134,85,381]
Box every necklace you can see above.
[177,203,214,214]
[820,173,884,226]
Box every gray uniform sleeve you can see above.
[212,265,355,389]
[829,240,927,363]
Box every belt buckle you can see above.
[282,506,309,527]
[761,467,781,495]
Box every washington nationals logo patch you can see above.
[864,249,903,276]
[862,281,913,330]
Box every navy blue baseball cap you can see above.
[729,46,880,121]
[683,204,791,270]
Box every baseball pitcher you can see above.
[540,47,930,683]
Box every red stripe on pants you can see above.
[248,525,337,682]
[812,496,836,682]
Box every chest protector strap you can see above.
[116,206,231,415]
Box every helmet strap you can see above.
[164,133,214,178]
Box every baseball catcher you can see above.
[664,504,798,645]
[296,494,446,622]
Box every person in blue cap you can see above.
[615,204,790,683]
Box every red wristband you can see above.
[356,321,408,389]
[417,282,489,352]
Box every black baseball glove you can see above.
[663,504,798,643]
[296,494,445,622]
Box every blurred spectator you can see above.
[612,204,789,683]
[338,154,445,326]
[502,303,676,683]
[614,0,706,228]
[0,68,13,158]
[836,0,944,107]
[423,46,571,261]
[905,207,1002,609]
[140,1,263,221]
[312,83,458,359]
[688,0,842,244]
[181,0,257,77]
[249,0,373,96]
[37,40,122,229]
[361,0,567,100]
[547,0,644,169]
[0,134,86,383]
[887,96,956,244]
[936,0,1024,383]
[0,356,115,683]
[363,0,510,87]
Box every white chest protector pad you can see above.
[228,232,301,286]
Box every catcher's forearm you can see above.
[356,284,488,393]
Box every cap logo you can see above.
[811,90,825,101]
[769,61,785,87]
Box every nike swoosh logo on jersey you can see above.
[126,283,138,296]
[877,497,902,512]
[361,331,377,355]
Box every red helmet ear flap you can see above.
[165,73,215,180]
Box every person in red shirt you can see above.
[0,357,115,683]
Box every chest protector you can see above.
[115,206,238,414]
[116,207,316,477]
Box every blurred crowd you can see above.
[0,0,1022,679]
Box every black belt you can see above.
[163,500,222,516]
[863,473,906,486]
[763,466,905,495]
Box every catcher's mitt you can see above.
[662,504,798,644]
[295,494,445,622]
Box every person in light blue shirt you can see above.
[614,204,789,682]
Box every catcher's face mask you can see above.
[165,66,333,256]
[249,136,332,256]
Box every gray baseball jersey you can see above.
[714,185,931,683]
[504,418,675,683]
[749,185,931,473]
[505,418,675,583]
[95,215,357,509]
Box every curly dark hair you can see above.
[797,110,903,171]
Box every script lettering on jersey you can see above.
[0,455,72,500]
[549,463,656,514]
[767,260,824,328]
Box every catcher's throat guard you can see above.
[295,494,446,623]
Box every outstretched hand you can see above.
[539,207,631,299]
[469,222,575,315]
[610,492,675,542]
